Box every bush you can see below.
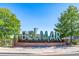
[72,40,79,45]
[72,41,77,45]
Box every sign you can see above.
[19,28,61,41]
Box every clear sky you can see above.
[0,3,79,33]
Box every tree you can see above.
[0,19,4,39]
[54,5,79,43]
[0,8,20,46]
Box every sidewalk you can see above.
[0,46,79,55]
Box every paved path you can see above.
[0,46,79,56]
[59,53,79,56]
[0,53,38,56]
[0,53,79,56]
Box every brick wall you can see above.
[13,41,65,47]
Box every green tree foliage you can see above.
[55,5,79,40]
[0,8,20,40]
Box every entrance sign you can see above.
[18,28,60,41]
[49,31,60,40]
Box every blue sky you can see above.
[0,3,79,33]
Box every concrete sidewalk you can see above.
[0,46,79,55]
